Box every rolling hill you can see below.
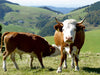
[39,1,100,36]
[42,6,75,14]
[0,0,62,35]
[0,0,100,37]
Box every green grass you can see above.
[82,30,100,53]
[0,30,100,75]
[0,53,100,75]
[1,24,34,33]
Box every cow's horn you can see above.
[55,17,60,24]
[78,17,86,24]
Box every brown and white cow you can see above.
[54,18,85,73]
[0,32,60,71]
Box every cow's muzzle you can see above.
[65,37,73,43]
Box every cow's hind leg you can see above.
[3,51,10,71]
[10,52,19,70]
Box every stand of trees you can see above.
[0,24,2,43]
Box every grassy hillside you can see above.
[66,8,88,20]
[0,30,100,75]
[38,7,89,36]
[1,3,59,34]
[82,30,100,53]
[1,1,100,37]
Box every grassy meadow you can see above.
[0,30,100,75]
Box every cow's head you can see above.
[54,18,85,44]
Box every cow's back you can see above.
[4,32,50,53]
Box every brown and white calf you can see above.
[54,18,85,73]
[0,32,60,71]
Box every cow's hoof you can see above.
[63,66,67,69]
[75,66,79,71]
[56,67,62,73]
[71,65,75,69]
[42,66,45,69]
[4,69,7,72]
[56,70,62,73]
[75,69,79,71]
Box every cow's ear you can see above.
[50,46,55,53]
[54,17,63,32]
[54,24,63,32]
[76,23,85,29]
[76,24,85,32]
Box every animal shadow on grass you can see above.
[83,67,100,74]
[32,66,56,73]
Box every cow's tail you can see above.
[0,32,9,53]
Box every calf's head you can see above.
[54,18,85,44]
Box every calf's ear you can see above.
[50,46,55,53]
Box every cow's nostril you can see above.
[70,37,72,40]
[66,37,72,40]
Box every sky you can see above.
[7,0,100,8]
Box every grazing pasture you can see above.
[0,30,100,75]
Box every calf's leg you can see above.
[30,56,33,69]
[37,54,44,68]
[3,51,10,71]
[10,52,19,70]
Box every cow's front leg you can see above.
[56,54,64,73]
[75,55,79,71]
[57,47,64,73]
[71,55,75,68]
[37,53,44,68]
[63,53,67,69]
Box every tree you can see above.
[0,24,2,43]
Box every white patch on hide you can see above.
[62,19,77,43]
[72,46,79,55]
[65,47,71,57]
[51,44,61,56]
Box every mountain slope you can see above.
[38,1,100,36]
[48,6,75,14]
[39,6,62,14]
[1,0,100,37]
[0,2,60,34]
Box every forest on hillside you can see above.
[0,0,100,37]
